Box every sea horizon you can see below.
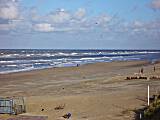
[1,48,160,50]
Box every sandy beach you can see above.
[0,61,160,120]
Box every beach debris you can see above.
[126,77,131,80]
[149,95,156,103]
[126,75,160,80]
[125,76,147,80]
[131,76,138,79]
[41,108,44,111]
[62,112,71,119]
[139,76,147,79]
[149,76,160,80]
[54,104,65,110]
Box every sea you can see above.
[0,49,160,74]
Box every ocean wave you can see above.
[0,49,160,74]
[5,64,18,67]
[0,51,159,59]
[80,57,99,60]
[0,66,34,74]
[0,60,15,63]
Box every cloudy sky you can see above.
[0,0,160,49]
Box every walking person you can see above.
[154,66,156,72]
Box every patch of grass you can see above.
[135,95,160,120]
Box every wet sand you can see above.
[0,61,160,120]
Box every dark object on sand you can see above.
[54,104,65,110]
[126,77,131,80]
[41,108,44,111]
[141,68,144,74]
[157,95,160,99]
[131,76,138,79]
[149,95,156,103]
[154,66,156,72]
[139,76,147,79]
[125,76,147,80]
[62,113,71,119]
[150,76,160,80]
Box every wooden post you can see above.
[148,85,150,106]
[140,113,142,119]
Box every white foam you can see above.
[6,64,18,67]
[39,53,55,57]
[31,59,52,62]
[82,52,96,55]
[0,61,15,63]
[0,54,20,58]
[80,56,111,60]
[80,57,97,60]
[57,52,70,56]
[71,53,78,55]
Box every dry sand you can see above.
[0,61,160,120]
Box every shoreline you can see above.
[0,60,152,75]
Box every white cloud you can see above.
[74,8,86,19]
[94,14,111,25]
[46,9,71,23]
[0,0,19,20]
[133,21,143,27]
[33,23,54,32]
[29,7,40,21]
[0,0,20,31]
[151,0,160,10]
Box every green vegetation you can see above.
[144,99,160,119]
[135,95,160,120]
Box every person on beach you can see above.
[141,68,143,74]
[154,66,156,72]
[77,64,80,67]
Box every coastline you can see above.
[1,49,160,75]
[0,60,151,75]
[0,60,160,120]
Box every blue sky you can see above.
[0,0,160,49]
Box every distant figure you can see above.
[76,64,80,67]
[141,68,143,74]
[154,66,156,72]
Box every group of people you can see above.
[140,66,156,74]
